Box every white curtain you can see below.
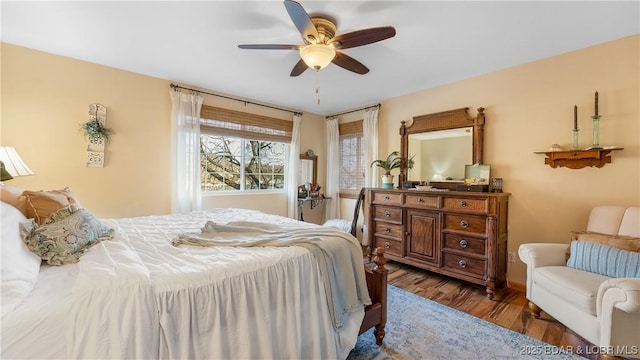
[325,117,340,220]
[170,90,204,213]
[287,113,302,219]
[363,107,379,188]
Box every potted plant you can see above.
[81,118,113,143]
[370,151,414,189]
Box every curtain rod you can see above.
[170,83,303,116]
[325,103,381,119]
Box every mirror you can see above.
[399,107,485,186]
[298,153,317,186]
[408,127,473,181]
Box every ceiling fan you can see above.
[238,0,396,76]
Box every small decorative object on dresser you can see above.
[370,151,414,189]
[366,188,509,299]
[491,178,503,193]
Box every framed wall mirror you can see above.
[399,107,485,186]
[299,153,317,186]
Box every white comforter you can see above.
[3,208,367,360]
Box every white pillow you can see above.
[0,184,27,215]
[1,201,41,318]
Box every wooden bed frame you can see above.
[360,246,388,345]
[338,187,388,345]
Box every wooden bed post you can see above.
[359,247,388,345]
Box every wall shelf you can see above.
[534,147,623,169]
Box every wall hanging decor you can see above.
[82,103,111,167]
[534,91,623,169]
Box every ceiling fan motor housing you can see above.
[309,17,337,44]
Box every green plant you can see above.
[81,119,113,143]
[370,151,414,175]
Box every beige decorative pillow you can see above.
[570,231,640,252]
[21,187,82,225]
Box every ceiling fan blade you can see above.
[284,0,320,44]
[238,44,300,50]
[290,59,309,77]
[332,52,369,75]
[329,26,396,49]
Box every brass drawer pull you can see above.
[418,197,424,203]
[384,241,391,249]
[458,260,467,268]
[385,227,391,233]
[460,200,467,207]
[460,220,469,228]
[459,239,468,248]
[384,210,391,217]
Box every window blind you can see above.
[200,105,293,143]
[339,120,365,193]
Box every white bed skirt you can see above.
[2,208,365,359]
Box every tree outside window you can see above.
[201,134,286,192]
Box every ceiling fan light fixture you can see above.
[299,44,336,70]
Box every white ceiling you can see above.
[2,1,638,116]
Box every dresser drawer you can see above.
[374,237,402,258]
[442,197,488,214]
[373,222,403,239]
[405,194,438,209]
[443,214,486,235]
[371,191,403,206]
[442,233,485,256]
[442,252,485,278]
[373,205,402,223]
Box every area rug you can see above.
[348,285,584,360]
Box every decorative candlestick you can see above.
[591,115,601,149]
[572,105,579,150]
[591,91,601,149]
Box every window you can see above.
[200,135,285,191]
[199,105,292,193]
[339,121,365,194]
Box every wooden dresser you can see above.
[366,188,509,299]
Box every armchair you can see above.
[519,206,640,360]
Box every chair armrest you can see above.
[518,243,569,269]
[596,278,640,354]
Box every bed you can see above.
[1,187,387,359]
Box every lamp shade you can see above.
[0,147,35,177]
[299,44,336,70]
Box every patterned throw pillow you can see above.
[20,204,113,266]
[567,240,640,278]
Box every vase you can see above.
[381,174,394,189]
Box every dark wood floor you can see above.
[386,261,608,360]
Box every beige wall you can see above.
[1,43,325,219]
[2,34,638,285]
[370,34,639,284]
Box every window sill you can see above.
[202,190,286,197]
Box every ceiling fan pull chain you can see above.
[315,69,320,105]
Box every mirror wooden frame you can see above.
[399,107,485,185]
[299,153,318,186]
